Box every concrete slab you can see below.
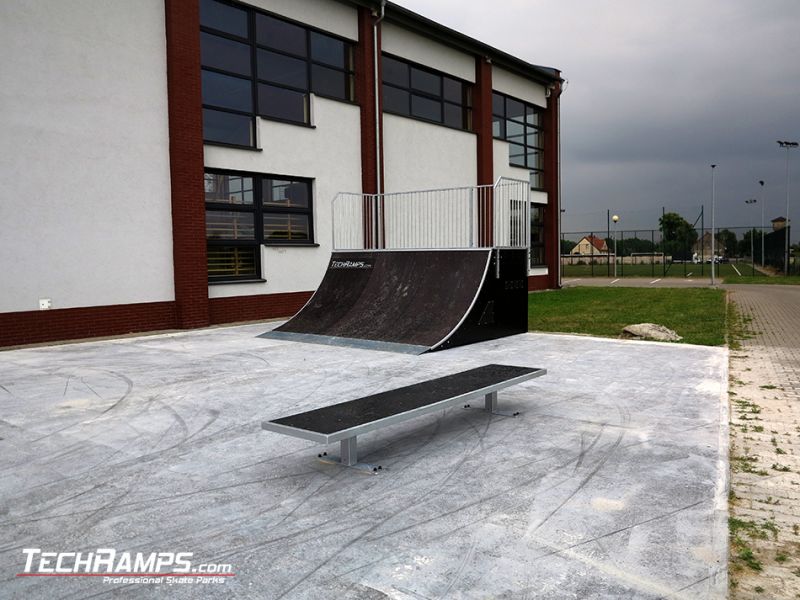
[0,325,728,599]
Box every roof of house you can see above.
[342,0,562,87]
[580,235,607,251]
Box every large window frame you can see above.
[530,204,546,268]
[381,53,473,132]
[200,0,356,148]
[492,91,545,190]
[205,168,315,283]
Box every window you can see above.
[200,0,355,146]
[530,205,545,267]
[205,170,314,281]
[492,91,544,189]
[381,54,472,130]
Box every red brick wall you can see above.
[209,292,313,325]
[543,76,562,289]
[0,302,177,348]
[474,57,494,246]
[527,275,550,292]
[165,0,210,327]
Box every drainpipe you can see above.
[372,0,386,248]
[373,0,386,195]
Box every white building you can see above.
[0,0,563,347]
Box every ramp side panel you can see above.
[433,248,529,351]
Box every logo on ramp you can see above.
[330,259,373,270]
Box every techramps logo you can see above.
[17,548,234,585]
[329,259,373,269]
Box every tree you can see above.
[560,239,575,255]
[658,212,698,261]
[738,229,764,261]
[716,229,738,258]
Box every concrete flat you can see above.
[0,325,728,599]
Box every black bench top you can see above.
[269,364,541,436]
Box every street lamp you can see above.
[777,141,798,275]
[758,180,765,269]
[612,214,619,278]
[711,164,717,285]
[745,198,757,275]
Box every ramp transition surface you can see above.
[261,249,528,353]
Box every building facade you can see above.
[0,0,562,347]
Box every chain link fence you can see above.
[561,226,797,277]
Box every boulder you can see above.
[622,323,682,342]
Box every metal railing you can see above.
[331,177,530,250]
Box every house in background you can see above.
[570,235,609,255]
[0,0,562,347]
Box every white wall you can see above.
[492,66,548,108]
[383,114,477,192]
[0,0,174,313]
[205,97,362,298]
[381,22,475,82]
[242,0,357,40]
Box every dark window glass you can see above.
[311,64,346,99]
[203,109,253,146]
[264,213,310,241]
[256,13,306,56]
[526,126,543,149]
[200,0,248,38]
[202,70,252,112]
[410,67,439,96]
[382,56,409,87]
[493,90,545,187]
[506,97,525,121]
[530,205,545,267]
[257,49,307,89]
[506,120,525,143]
[526,149,543,170]
[206,210,256,240]
[258,84,307,122]
[382,84,409,115]
[509,143,526,167]
[526,105,540,126]
[264,180,310,208]
[201,32,251,76]
[310,32,345,68]
[492,115,504,138]
[492,92,504,116]
[411,94,441,122]
[442,77,462,104]
[443,103,463,129]
[204,173,254,205]
[207,246,257,278]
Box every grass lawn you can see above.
[528,287,727,346]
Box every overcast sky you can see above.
[393,0,800,237]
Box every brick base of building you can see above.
[0,291,314,348]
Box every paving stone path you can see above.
[726,284,800,598]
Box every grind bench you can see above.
[261,364,546,474]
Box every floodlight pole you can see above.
[777,141,798,276]
[711,164,717,285]
[612,214,619,278]
[759,180,765,269]
[746,198,757,275]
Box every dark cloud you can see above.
[393,0,800,236]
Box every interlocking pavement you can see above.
[725,284,800,597]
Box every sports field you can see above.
[562,261,767,279]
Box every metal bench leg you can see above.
[341,436,357,466]
[483,392,521,418]
[317,436,383,475]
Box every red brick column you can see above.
[164,0,210,327]
[474,57,494,246]
[543,75,562,288]
[355,7,385,248]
